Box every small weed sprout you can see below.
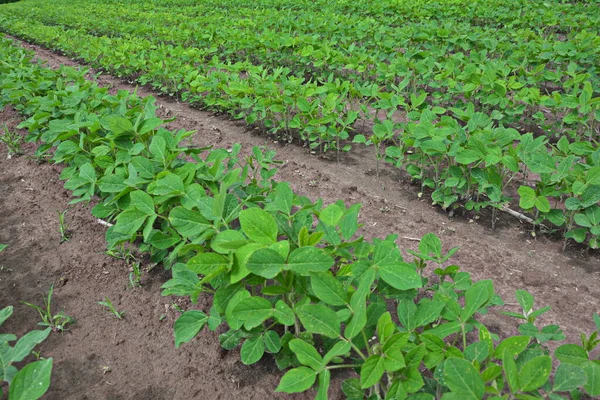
[128,261,142,288]
[23,284,75,332]
[58,209,70,243]
[98,297,125,319]
[0,124,23,158]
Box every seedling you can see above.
[0,124,23,158]
[58,209,70,243]
[98,297,125,319]
[128,261,142,288]
[23,284,75,332]
[0,306,53,399]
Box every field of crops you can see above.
[1,0,599,250]
[1,0,600,399]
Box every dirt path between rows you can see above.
[1,38,599,399]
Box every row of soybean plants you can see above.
[0,1,598,247]
[2,0,599,142]
[3,35,600,400]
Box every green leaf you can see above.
[519,355,552,391]
[503,350,519,392]
[103,115,133,136]
[378,261,422,291]
[11,328,51,362]
[246,248,286,279]
[0,305,13,326]
[322,341,351,366]
[174,311,208,348]
[286,247,334,275]
[360,355,385,389]
[320,204,344,226]
[444,357,485,399]
[232,297,273,329]
[419,233,442,258]
[554,344,588,365]
[263,331,281,353]
[151,172,184,195]
[296,304,341,338]
[310,272,348,306]
[239,208,278,244]
[187,253,229,276]
[272,182,294,214]
[240,336,264,365]
[415,301,445,328]
[289,339,323,370]
[518,186,537,210]
[114,209,147,235]
[275,367,317,393]
[316,370,331,400]
[8,358,53,400]
[273,300,295,326]
[130,190,155,216]
[461,280,494,321]
[553,363,586,392]
[211,230,249,254]
[494,336,531,359]
[515,290,534,313]
[168,207,210,238]
[149,135,167,165]
[342,378,363,400]
[97,174,127,193]
[582,360,600,396]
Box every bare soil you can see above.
[1,39,599,399]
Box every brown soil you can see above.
[1,39,599,399]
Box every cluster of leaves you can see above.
[0,306,53,400]
[2,36,600,399]
[0,0,598,247]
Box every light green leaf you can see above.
[553,363,586,392]
[232,297,273,329]
[296,304,340,338]
[9,358,53,400]
[316,370,331,400]
[168,207,210,238]
[11,328,51,362]
[114,209,147,235]
[310,272,347,306]
[275,367,317,393]
[174,311,208,348]
[263,331,281,353]
[240,336,264,365]
[246,248,286,279]
[286,247,334,275]
[186,253,229,276]
[289,339,323,370]
[582,360,600,396]
[360,355,385,388]
[444,357,485,399]
[554,344,588,365]
[320,204,344,226]
[461,280,494,321]
[130,190,155,216]
[519,355,552,391]
[239,208,277,244]
[378,262,422,291]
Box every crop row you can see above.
[2,35,600,399]
[1,5,598,249]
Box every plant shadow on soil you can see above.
[1,41,600,399]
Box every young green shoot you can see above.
[58,209,70,243]
[98,297,125,319]
[0,124,23,158]
[23,284,75,332]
